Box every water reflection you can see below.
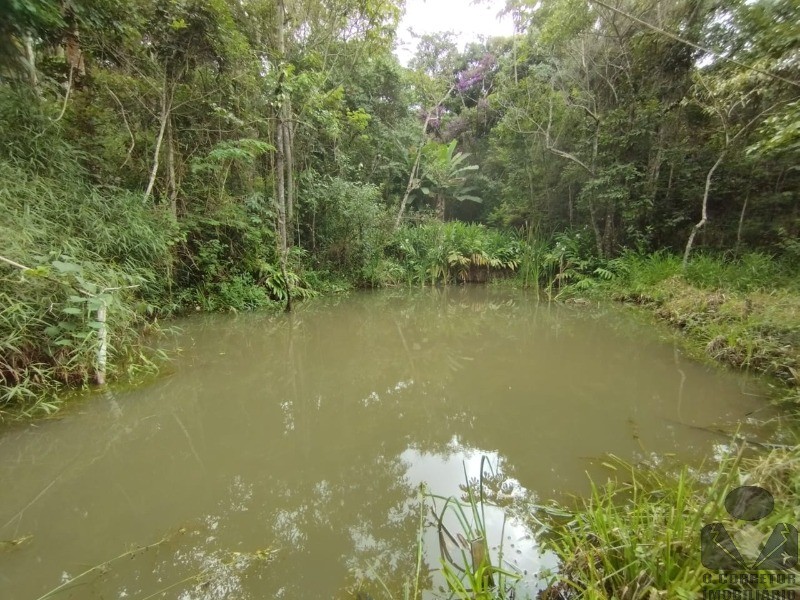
[401,438,558,598]
[0,287,771,599]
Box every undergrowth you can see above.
[538,445,800,600]
[0,160,175,416]
[366,221,522,287]
[592,252,799,385]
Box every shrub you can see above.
[390,221,522,286]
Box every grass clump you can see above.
[539,446,800,600]
[650,285,800,384]
[429,458,522,600]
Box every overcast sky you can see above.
[395,0,514,65]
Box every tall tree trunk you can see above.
[647,127,664,227]
[395,114,432,230]
[63,9,85,78]
[274,0,291,312]
[436,194,445,221]
[602,205,614,257]
[587,200,604,257]
[735,188,750,253]
[23,35,38,92]
[682,101,775,267]
[166,117,178,218]
[275,107,288,257]
[143,76,173,203]
[568,184,574,227]
[284,103,294,245]
[664,163,674,206]
[683,151,726,269]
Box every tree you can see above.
[419,140,481,220]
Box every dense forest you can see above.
[0,0,798,410]
[2,2,800,599]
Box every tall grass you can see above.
[684,252,798,292]
[516,223,551,292]
[0,160,175,416]
[366,459,526,600]
[389,444,800,600]
[540,444,800,600]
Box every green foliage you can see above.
[418,140,482,215]
[3,0,799,419]
[541,446,800,599]
[301,173,393,283]
[594,251,798,296]
[481,0,800,256]
[191,139,275,176]
[0,88,79,174]
[259,248,318,304]
[0,0,62,78]
[389,222,522,286]
[542,453,729,599]
[173,202,319,311]
[549,246,799,303]
[749,100,800,157]
[515,224,551,291]
[539,230,600,296]
[0,160,175,415]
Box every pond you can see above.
[0,287,772,599]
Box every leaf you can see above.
[51,260,82,274]
[594,267,615,280]
[76,279,98,295]
[86,298,106,311]
[24,266,51,278]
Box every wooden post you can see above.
[95,301,107,386]
[470,537,495,588]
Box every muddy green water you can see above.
[0,288,772,599]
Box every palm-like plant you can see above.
[419,140,482,220]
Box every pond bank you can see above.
[531,258,800,600]
[611,278,799,390]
